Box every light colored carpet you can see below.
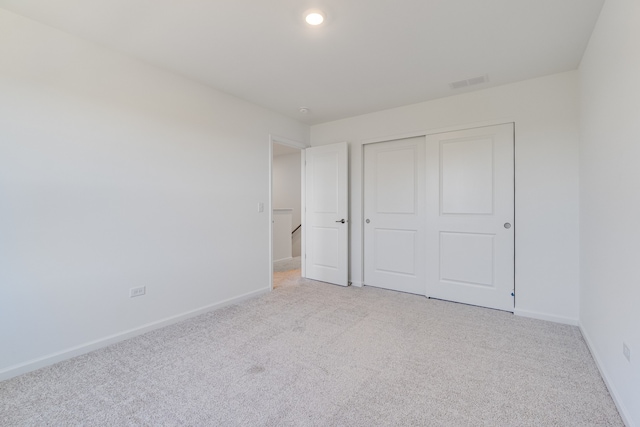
[0,275,623,426]
[273,263,301,290]
[273,256,301,272]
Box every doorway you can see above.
[271,141,303,289]
[269,138,350,291]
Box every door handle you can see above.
[336,219,346,223]
[504,222,512,229]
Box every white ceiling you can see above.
[0,0,604,125]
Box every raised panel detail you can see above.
[441,138,494,214]
[440,232,494,287]
[375,147,416,214]
[374,229,416,276]
[312,152,338,213]
[311,226,339,269]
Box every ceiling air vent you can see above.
[449,79,469,89]
[449,74,489,90]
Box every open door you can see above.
[304,142,349,286]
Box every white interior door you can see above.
[364,137,426,295]
[425,124,514,311]
[304,142,349,286]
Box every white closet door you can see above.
[364,137,426,295]
[304,142,349,286]
[425,124,514,311]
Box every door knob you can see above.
[336,219,345,223]
[504,223,511,229]
[366,219,370,224]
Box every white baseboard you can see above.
[580,325,635,427]
[514,308,579,326]
[0,287,270,382]
[350,281,363,287]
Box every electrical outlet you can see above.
[130,286,146,298]
[623,343,631,362]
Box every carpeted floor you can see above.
[0,275,623,426]
[273,256,301,290]
[273,256,301,272]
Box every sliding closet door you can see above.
[425,124,514,311]
[363,137,426,295]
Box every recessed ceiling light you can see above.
[305,11,324,26]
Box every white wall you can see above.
[579,0,640,424]
[0,9,308,377]
[272,151,302,257]
[311,71,580,324]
